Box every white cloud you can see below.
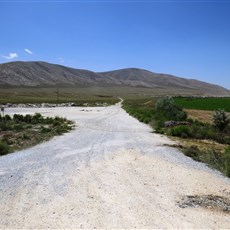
[25,48,32,54]
[2,53,18,60]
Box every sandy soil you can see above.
[0,102,230,228]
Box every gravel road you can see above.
[0,102,230,228]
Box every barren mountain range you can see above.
[0,61,229,96]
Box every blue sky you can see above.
[1,0,230,89]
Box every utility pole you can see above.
[1,107,4,117]
[56,88,59,105]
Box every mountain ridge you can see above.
[0,61,229,96]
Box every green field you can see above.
[174,97,230,112]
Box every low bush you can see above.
[183,145,201,161]
[222,147,230,177]
[32,113,43,123]
[0,121,12,131]
[4,114,12,121]
[170,125,191,138]
[156,97,187,121]
[24,114,32,123]
[0,112,73,155]
[40,126,52,133]
[0,141,10,155]
[53,120,61,127]
[22,133,30,140]
[2,134,14,145]
[212,109,229,131]
[13,114,24,122]
[13,123,24,131]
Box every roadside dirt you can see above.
[0,103,229,228]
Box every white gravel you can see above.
[0,102,230,228]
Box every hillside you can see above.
[0,61,105,87]
[100,68,229,94]
[0,61,229,96]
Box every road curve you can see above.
[0,103,230,228]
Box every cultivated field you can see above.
[174,97,230,112]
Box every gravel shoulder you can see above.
[0,103,230,228]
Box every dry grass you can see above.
[0,87,209,104]
[185,109,213,123]
[186,109,230,124]
[173,137,226,153]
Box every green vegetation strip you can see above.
[174,97,230,112]
[0,113,74,155]
[123,97,230,177]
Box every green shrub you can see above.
[222,147,230,177]
[0,121,11,131]
[156,97,187,121]
[0,141,10,155]
[32,113,43,123]
[13,123,24,131]
[170,125,190,138]
[4,114,12,121]
[24,114,32,123]
[183,145,201,161]
[22,133,30,140]
[224,136,230,145]
[40,126,52,133]
[13,114,24,122]
[2,134,14,145]
[199,149,221,170]
[212,109,229,131]
[53,120,61,127]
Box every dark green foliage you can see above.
[123,99,155,125]
[24,114,32,123]
[123,97,188,132]
[212,109,229,131]
[2,134,14,145]
[223,147,230,177]
[13,123,24,131]
[4,114,11,121]
[53,120,61,127]
[156,97,187,121]
[183,145,201,161]
[174,97,230,112]
[32,113,43,123]
[22,133,30,140]
[0,120,12,131]
[0,141,10,155]
[0,112,73,155]
[170,126,191,138]
[168,120,229,144]
[13,114,24,122]
[40,126,52,133]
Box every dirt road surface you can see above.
[0,102,230,228]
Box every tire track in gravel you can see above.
[0,103,230,228]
